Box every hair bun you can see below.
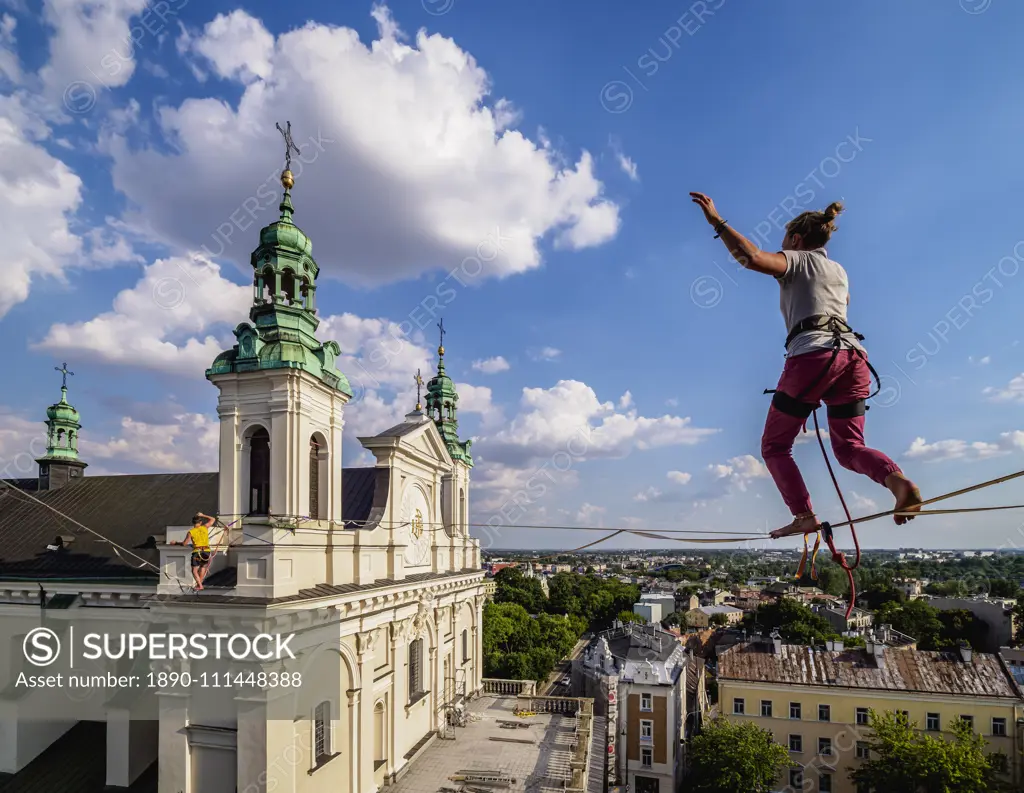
[823,201,845,222]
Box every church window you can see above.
[313,701,331,761]
[309,437,321,519]
[409,639,424,698]
[462,629,469,663]
[249,427,270,515]
[374,700,387,767]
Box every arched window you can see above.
[462,629,469,664]
[408,639,423,701]
[56,429,65,447]
[249,427,270,515]
[313,701,331,762]
[309,434,328,520]
[374,700,387,768]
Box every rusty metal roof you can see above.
[718,642,1021,699]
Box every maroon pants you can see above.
[761,349,902,515]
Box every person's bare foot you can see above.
[770,512,820,539]
[886,472,922,525]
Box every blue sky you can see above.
[2,0,1024,551]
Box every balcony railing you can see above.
[481,678,536,696]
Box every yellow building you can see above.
[719,637,1024,793]
[686,605,743,629]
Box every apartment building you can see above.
[686,605,743,629]
[579,622,692,793]
[817,605,873,634]
[719,635,1024,793]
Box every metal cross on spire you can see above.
[414,369,425,411]
[276,121,301,172]
[437,317,446,351]
[55,362,74,389]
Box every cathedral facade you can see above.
[0,162,484,793]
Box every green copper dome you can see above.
[257,192,314,263]
[41,383,82,462]
[425,331,472,466]
[206,167,351,397]
[46,387,80,423]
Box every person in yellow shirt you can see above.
[173,512,216,590]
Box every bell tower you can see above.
[36,362,87,491]
[424,320,473,538]
[205,122,352,529]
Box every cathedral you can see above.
[0,152,485,792]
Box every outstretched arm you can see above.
[690,192,789,277]
[196,512,216,528]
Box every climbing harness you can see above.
[761,314,885,617]
[764,314,883,419]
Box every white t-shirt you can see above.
[775,248,866,358]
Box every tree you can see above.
[686,717,791,793]
[663,611,688,630]
[989,579,1020,598]
[710,612,730,627]
[493,567,546,613]
[753,598,839,645]
[850,710,1010,793]
[618,610,646,624]
[876,599,943,650]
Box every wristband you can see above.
[713,220,728,238]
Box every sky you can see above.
[1,0,1024,552]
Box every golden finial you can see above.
[276,121,301,191]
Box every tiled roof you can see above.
[719,641,1021,699]
[0,467,388,580]
[686,656,705,694]
[0,721,157,792]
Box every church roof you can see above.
[374,417,431,438]
[0,473,218,580]
[0,467,387,580]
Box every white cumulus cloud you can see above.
[105,6,620,290]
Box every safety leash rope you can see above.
[809,409,860,618]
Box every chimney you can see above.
[770,630,782,655]
[872,642,886,670]
[833,640,843,652]
[959,642,973,664]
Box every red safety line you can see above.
[811,410,860,618]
